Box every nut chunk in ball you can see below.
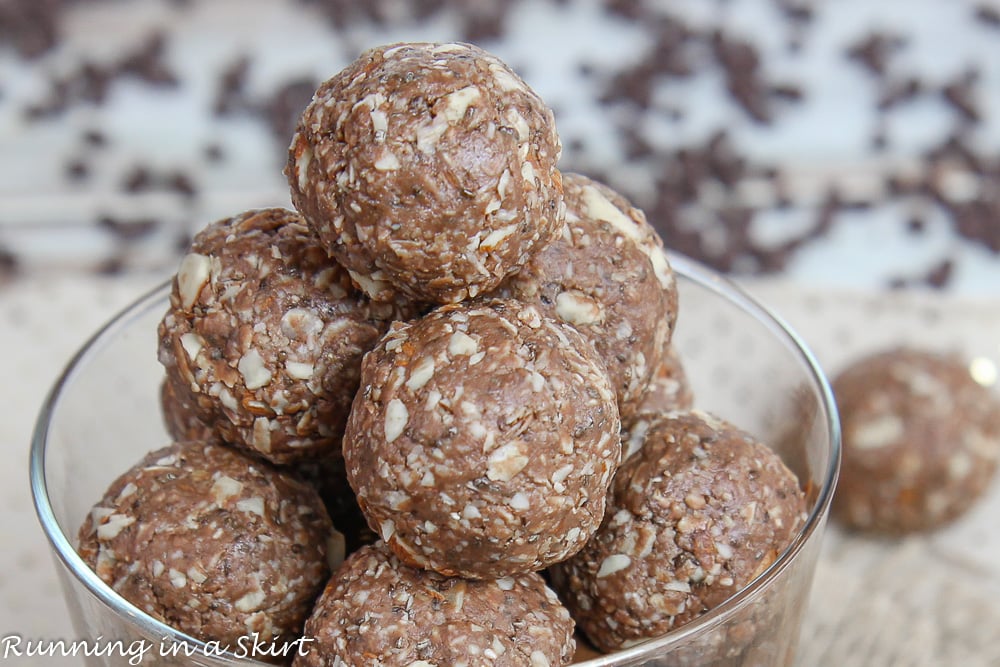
[158,208,414,464]
[344,298,621,579]
[78,441,333,651]
[551,411,805,653]
[287,42,564,304]
[833,347,1000,534]
[497,173,678,420]
[294,542,576,667]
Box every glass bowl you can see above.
[31,252,840,667]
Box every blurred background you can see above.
[1,0,1000,292]
[2,0,1000,664]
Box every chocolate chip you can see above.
[83,128,108,147]
[168,171,198,200]
[711,29,777,124]
[877,77,922,111]
[846,31,907,78]
[117,31,179,87]
[98,215,159,241]
[122,165,153,193]
[204,143,226,163]
[925,258,954,288]
[0,0,62,59]
[973,4,1000,29]
[214,54,253,116]
[0,245,19,277]
[256,76,319,146]
[941,75,981,124]
[65,158,89,181]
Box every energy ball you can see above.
[78,441,333,652]
[496,173,678,420]
[344,298,621,579]
[158,208,415,465]
[832,347,1000,534]
[294,542,576,667]
[551,411,805,653]
[287,42,564,304]
[160,378,372,559]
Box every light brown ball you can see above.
[287,42,564,304]
[344,298,621,579]
[833,347,1000,533]
[550,411,805,652]
[78,441,333,653]
[294,542,576,667]
[157,208,415,464]
[496,173,678,421]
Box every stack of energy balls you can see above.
[77,42,806,666]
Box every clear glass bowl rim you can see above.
[29,252,841,666]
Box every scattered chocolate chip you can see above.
[925,258,954,288]
[122,165,153,193]
[770,83,804,102]
[887,276,908,290]
[0,0,62,59]
[203,143,226,163]
[0,245,20,277]
[118,31,179,87]
[846,31,907,78]
[711,29,779,124]
[941,75,981,124]
[777,1,814,25]
[458,1,515,43]
[95,255,127,275]
[907,217,926,234]
[118,164,199,200]
[97,215,159,241]
[256,76,318,145]
[214,54,253,116]
[65,158,89,181]
[167,171,198,200]
[973,4,1000,29]
[82,128,108,147]
[877,77,922,111]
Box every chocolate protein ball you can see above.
[832,347,1000,534]
[78,441,333,653]
[160,378,373,559]
[294,542,576,667]
[344,297,621,579]
[496,173,678,420]
[158,208,415,465]
[287,42,564,304]
[551,410,806,653]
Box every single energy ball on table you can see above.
[294,542,576,667]
[344,298,621,579]
[77,441,333,653]
[158,207,415,465]
[287,42,564,304]
[832,347,1000,534]
[550,410,806,653]
[496,172,678,421]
